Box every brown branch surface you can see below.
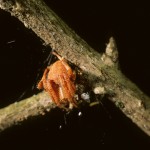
[0,0,150,135]
[0,92,56,132]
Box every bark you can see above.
[0,92,56,132]
[0,0,150,135]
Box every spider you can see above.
[37,52,77,108]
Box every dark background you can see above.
[0,0,150,149]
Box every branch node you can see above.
[101,37,118,67]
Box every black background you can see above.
[0,0,150,149]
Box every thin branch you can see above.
[0,0,150,135]
[0,92,56,132]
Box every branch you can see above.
[0,92,56,132]
[0,0,150,135]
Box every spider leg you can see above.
[37,68,49,89]
[46,80,61,106]
[52,51,63,60]
[59,74,77,107]
[63,73,76,97]
[38,67,61,106]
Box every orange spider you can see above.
[37,52,77,108]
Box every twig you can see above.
[0,92,56,132]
